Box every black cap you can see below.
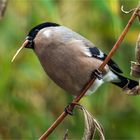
[25,22,60,49]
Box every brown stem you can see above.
[39,4,140,140]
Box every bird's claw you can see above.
[64,102,79,115]
[91,69,103,80]
[64,104,74,115]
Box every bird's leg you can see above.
[91,69,103,80]
[64,101,78,115]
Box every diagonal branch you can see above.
[39,3,140,140]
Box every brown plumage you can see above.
[12,22,139,96]
[34,29,109,95]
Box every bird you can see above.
[12,22,139,96]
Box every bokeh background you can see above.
[1,0,140,139]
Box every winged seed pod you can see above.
[131,33,140,77]
[0,0,7,19]
[135,33,140,63]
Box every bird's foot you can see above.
[64,102,78,115]
[64,104,73,115]
[91,69,103,80]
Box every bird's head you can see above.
[11,22,60,62]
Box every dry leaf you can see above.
[135,33,140,63]
[0,0,7,19]
[76,105,105,140]
[63,129,69,140]
[123,85,140,96]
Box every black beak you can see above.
[11,39,30,62]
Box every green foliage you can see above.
[0,0,140,139]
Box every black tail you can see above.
[112,72,138,90]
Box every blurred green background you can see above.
[1,0,140,139]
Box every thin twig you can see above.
[121,5,136,14]
[39,4,140,140]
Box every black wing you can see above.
[88,47,123,73]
